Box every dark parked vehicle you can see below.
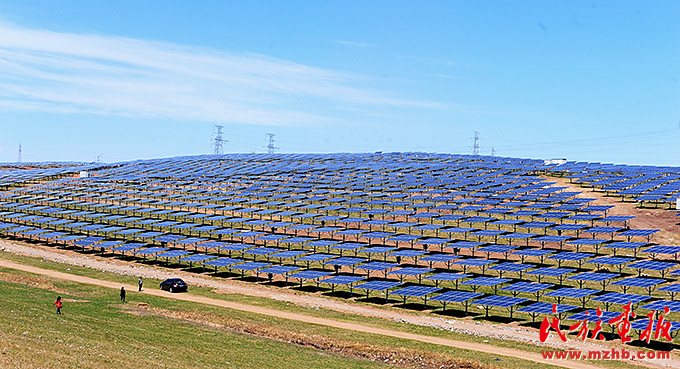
[159,278,187,292]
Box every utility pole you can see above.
[17,143,22,163]
[266,133,278,154]
[471,131,480,155]
[212,125,226,155]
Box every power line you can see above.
[266,133,279,154]
[469,131,480,155]
[212,125,226,155]
[494,128,677,151]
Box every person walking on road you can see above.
[120,287,126,303]
[53,296,62,314]
[138,277,143,292]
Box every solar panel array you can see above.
[1,152,679,335]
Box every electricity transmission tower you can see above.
[212,125,226,155]
[266,133,278,154]
[17,143,22,163]
[470,131,480,155]
[491,147,496,156]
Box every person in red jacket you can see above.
[53,296,63,314]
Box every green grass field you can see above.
[0,274,400,369]
[0,260,510,369]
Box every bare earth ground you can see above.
[0,239,673,369]
[548,177,679,247]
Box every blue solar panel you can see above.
[567,272,620,282]
[639,300,680,312]
[420,254,461,262]
[297,253,335,262]
[543,288,599,298]
[441,227,477,234]
[627,260,677,271]
[430,290,483,303]
[547,252,593,261]
[391,286,441,297]
[356,262,399,271]
[156,250,191,258]
[501,282,553,293]
[532,235,571,243]
[597,216,635,223]
[488,263,533,272]
[270,250,307,259]
[354,280,402,291]
[388,234,422,242]
[517,302,579,314]
[133,247,168,255]
[461,277,511,286]
[306,240,340,248]
[280,236,314,243]
[243,247,282,256]
[500,232,537,240]
[180,254,217,262]
[602,242,647,250]
[423,272,471,281]
[324,257,366,266]
[526,268,575,276]
[567,239,609,246]
[583,226,621,234]
[469,230,506,237]
[511,249,554,257]
[330,242,367,251]
[477,244,517,254]
[320,275,365,285]
[610,277,665,288]
[175,237,208,244]
[258,265,301,275]
[92,240,125,249]
[231,262,271,271]
[73,236,105,246]
[552,224,588,231]
[219,243,254,252]
[658,284,680,293]
[591,292,650,305]
[473,295,527,308]
[447,241,484,249]
[453,258,496,267]
[643,246,680,255]
[414,237,453,245]
[390,249,427,258]
[204,258,243,267]
[154,234,187,243]
[358,246,397,254]
[618,229,659,238]
[585,256,634,265]
[389,267,433,276]
[194,241,228,249]
[111,243,145,252]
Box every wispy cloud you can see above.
[0,23,440,126]
[333,40,378,48]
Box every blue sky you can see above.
[0,1,678,165]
